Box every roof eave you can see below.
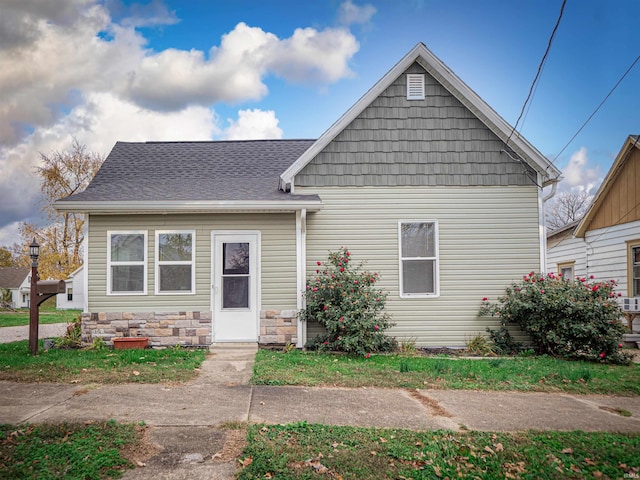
[280,42,562,189]
[574,135,640,237]
[53,199,324,214]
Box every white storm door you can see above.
[212,233,259,342]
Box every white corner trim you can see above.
[83,216,89,313]
[295,209,307,348]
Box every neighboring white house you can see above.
[56,265,85,310]
[0,267,31,308]
[547,135,640,331]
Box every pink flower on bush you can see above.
[340,267,345,272]
[592,285,599,292]
[482,297,488,301]
[540,289,545,294]
[529,271,535,277]
[364,353,371,358]
[346,251,350,256]
[374,325,379,331]
[323,305,327,311]
[590,275,595,279]
[599,352,606,359]
[618,343,623,348]
[323,341,328,345]
[354,280,359,284]
[317,261,322,266]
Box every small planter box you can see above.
[113,337,149,350]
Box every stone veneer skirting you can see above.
[259,309,298,345]
[82,311,212,347]
[82,309,299,346]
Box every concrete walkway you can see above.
[2,344,640,479]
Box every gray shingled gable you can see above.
[0,267,29,289]
[64,140,318,203]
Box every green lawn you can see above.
[0,421,142,480]
[0,307,81,327]
[253,349,640,395]
[238,423,640,479]
[0,340,207,383]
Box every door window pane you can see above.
[223,243,249,274]
[633,246,640,296]
[223,277,249,308]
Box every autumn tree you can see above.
[546,190,592,231]
[0,247,14,267]
[20,139,103,279]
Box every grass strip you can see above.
[238,423,640,479]
[0,420,142,479]
[0,308,82,328]
[253,349,640,395]
[0,340,207,383]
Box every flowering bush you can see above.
[300,247,396,356]
[479,272,631,365]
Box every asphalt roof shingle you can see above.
[0,267,29,289]
[64,140,318,203]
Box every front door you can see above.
[212,233,259,342]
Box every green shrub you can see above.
[486,326,522,355]
[479,272,631,365]
[301,247,396,356]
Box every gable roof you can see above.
[575,135,640,237]
[0,267,29,289]
[55,140,322,213]
[280,43,562,190]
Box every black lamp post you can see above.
[29,238,40,355]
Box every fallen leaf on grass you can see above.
[494,443,504,452]
[584,458,596,466]
[484,446,495,455]
[239,456,253,467]
[133,371,140,376]
[561,448,574,454]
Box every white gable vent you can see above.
[406,73,425,100]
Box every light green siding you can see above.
[87,213,297,312]
[299,185,540,347]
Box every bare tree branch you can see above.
[546,190,592,230]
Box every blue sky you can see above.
[0,0,638,245]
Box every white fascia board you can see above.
[280,42,562,190]
[54,199,323,214]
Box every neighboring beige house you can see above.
[56,265,85,310]
[547,135,640,331]
[0,267,31,308]
[54,43,562,348]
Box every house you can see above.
[547,135,640,331]
[56,265,85,310]
[0,267,31,308]
[54,43,562,347]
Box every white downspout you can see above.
[295,209,307,347]
[83,216,89,313]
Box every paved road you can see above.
[0,322,68,343]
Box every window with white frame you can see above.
[108,231,147,294]
[631,243,640,297]
[399,221,438,296]
[558,262,574,281]
[156,231,195,294]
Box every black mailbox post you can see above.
[28,239,66,355]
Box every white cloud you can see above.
[0,0,368,243]
[561,147,603,194]
[224,109,283,140]
[337,1,377,26]
[0,222,23,247]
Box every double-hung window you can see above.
[630,242,640,297]
[156,231,195,294]
[399,221,439,297]
[108,231,147,295]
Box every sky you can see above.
[1,0,639,246]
